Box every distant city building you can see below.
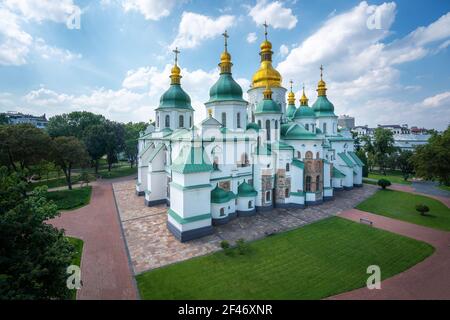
[410,126,429,135]
[393,134,430,151]
[1,111,48,129]
[353,125,374,137]
[377,124,409,135]
[338,115,355,130]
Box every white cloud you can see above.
[275,1,450,129]
[279,44,289,57]
[122,0,176,21]
[4,0,81,23]
[170,12,235,49]
[422,91,450,108]
[0,8,32,65]
[34,38,82,62]
[247,32,257,43]
[248,0,298,30]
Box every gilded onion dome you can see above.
[251,23,282,88]
[208,31,245,103]
[294,85,315,119]
[312,65,335,116]
[286,80,297,119]
[156,48,193,111]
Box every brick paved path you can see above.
[330,209,450,300]
[389,184,450,208]
[48,181,138,300]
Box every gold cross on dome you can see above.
[289,79,293,91]
[320,64,324,80]
[173,47,180,64]
[222,30,229,51]
[263,21,269,40]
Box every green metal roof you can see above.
[333,167,346,178]
[246,122,260,131]
[348,151,365,166]
[211,184,236,203]
[292,158,305,169]
[269,141,294,151]
[156,84,194,111]
[281,123,318,140]
[171,145,213,174]
[255,99,282,114]
[237,181,257,197]
[207,73,245,103]
[293,105,316,119]
[311,95,337,117]
[286,103,297,119]
[338,152,355,167]
[254,144,272,156]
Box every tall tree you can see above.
[397,150,414,181]
[373,128,396,175]
[47,111,105,139]
[0,124,51,173]
[0,114,8,125]
[83,124,108,174]
[124,122,147,168]
[103,121,125,171]
[0,167,75,299]
[412,127,450,186]
[51,137,90,189]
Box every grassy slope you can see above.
[67,237,84,300]
[438,185,450,192]
[136,217,433,300]
[357,190,450,231]
[368,170,412,185]
[46,186,92,210]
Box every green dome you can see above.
[281,123,317,140]
[208,73,245,103]
[255,99,281,114]
[157,84,193,111]
[211,185,235,204]
[312,96,335,117]
[286,103,297,119]
[293,105,316,119]
[246,122,260,131]
[238,181,257,197]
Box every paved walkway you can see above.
[48,178,138,300]
[389,184,450,208]
[330,209,450,300]
[113,181,378,274]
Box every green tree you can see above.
[356,149,369,178]
[373,128,396,175]
[412,127,450,185]
[51,137,90,189]
[104,121,125,171]
[47,111,105,139]
[124,122,147,168]
[0,167,75,299]
[83,124,108,174]
[397,150,414,181]
[0,114,8,125]
[0,124,51,173]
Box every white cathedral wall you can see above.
[168,215,211,232]
[205,101,248,130]
[247,87,287,123]
[286,139,323,160]
[156,110,193,131]
[237,196,256,212]
[316,116,338,136]
[293,117,316,133]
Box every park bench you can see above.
[360,218,373,226]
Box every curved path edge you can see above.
[329,209,450,300]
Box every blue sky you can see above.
[0,0,449,130]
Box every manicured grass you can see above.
[67,237,84,300]
[136,217,433,300]
[46,186,92,210]
[368,170,412,185]
[27,176,78,191]
[357,190,450,231]
[363,178,377,185]
[97,166,137,179]
[438,185,450,192]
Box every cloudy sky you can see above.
[0,0,449,130]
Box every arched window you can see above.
[240,153,249,167]
[221,112,227,127]
[275,120,278,129]
[248,200,253,209]
[220,208,225,216]
[213,157,219,171]
[286,163,290,172]
[285,188,289,198]
[305,151,313,159]
[297,151,301,159]
[266,120,271,141]
[306,176,312,192]
[316,175,320,192]
[179,115,184,128]
[323,123,327,134]
[265,191,271,202]
[305,124,309,131]
[316,152,320,159]
[189,116,192,128]
[237,112,241,128]
[252,112,255,123]
[156,115,159,127]
[165,115,170,128]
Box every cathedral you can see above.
[136,27,364,242]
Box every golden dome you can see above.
[300,85,309,106]
[170,47,182,85]
[287,80,295,104]
[317,65,327,96]
[251,23,282,88]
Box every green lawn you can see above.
[46,186,92,210]
[368,170,412,185]
[67,237,84,300]
[362,178,377,185]
[438,185,450,192]
[357,190,450,231]
[27,176,79,191]
[136,217,433,300]
[97,166,137,179]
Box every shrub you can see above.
[79,171,93,187]
[415,204,430,216]
[220,240,230,250]
[377,179,391,190]
[236,238,248,255]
